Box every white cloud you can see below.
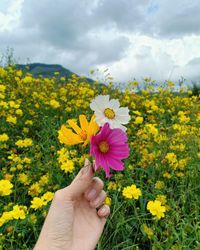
[0,0,24,31]
[0,0,200,83]
[102,34,200,82]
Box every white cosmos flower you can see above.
[90,95,130,131]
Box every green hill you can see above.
[16,63,94,83]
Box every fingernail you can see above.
[85,158,90,166]
[92,196,100,206]
[82,159,90,175]
[100,206,107,214]
[87,189,96,199]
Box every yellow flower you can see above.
[0,84,6,92]
[15,109,23,116]
[25,120,33,125]
[58,115,99,146]
[6,115,17,124]
[143,224,154,239]
[178,159,187,170]
[11,205,26,219]
[23,127,29,133]
[176,172,184,177]
[42,192,54,204]
[165,152,178,169]
[105,197,112,206]
[31,197,44,210]
[4,174,13,181]
[57,148,69,163]
[155,181,165,190]
[49,99,60,108]
[23,157,32,164]
[122,184,142,200]
[165,152,177,163]
[145,124,158,137]
[38,174,49,186]
[134,116,144,124]
[0,133,9,142]
[163,172,171,179]
[18,173,29,185]
[156,195,167,205]
[0,180,13,196]
[28,183,42,196]
[108,181,117,191]
[15,138,33,148]
[147,200,166,219]
[60,160,74,173]
[29,214,37,224]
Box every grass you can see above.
[0,66,199,249]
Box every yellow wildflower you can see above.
[122,184,142,200]
[105,197,112,206]
[6,115,17,124]
[156,195,167,205]
[4,174,13,181]
[0,133,9,142]
[15,109,23,116]
[28,183,42,196]
[25,120,33,125]
[0,180,13,196]
[163,172,171,179]
[155,181,165,190]
[58,114,99,146]
[15,138,33,148]
[0,84,6,92]
[42,192,54,204]
[165,152,178,168]
[143,224,154,239]
[18,173,29,185]
[147,200,166,219]
[31,197,44,210]
[108,181,117,191]
[38,174,49,186]
[49,99,60,109]
[134,116,143,124]
[11,205,26,220]
[29,214,37,224]
[60,160,74,173]
[176,172,184,177]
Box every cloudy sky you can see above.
[0,0,200,83]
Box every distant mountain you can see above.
[16,63,94,84]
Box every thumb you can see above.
[65,158,94,200]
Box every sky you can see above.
[0,0,200,83]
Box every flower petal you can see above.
[117,107,130,116]
[58,126,82,145]
[68,119,82,134]
[108,99,120,110]
[90,95,109,112]
[108,157,124,171]
[108,146,130,159]
[79,115,89,130]
[115,114,131,124]
[98,153,110,178]
[107,128,128,144]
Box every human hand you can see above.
[34,159,110,250]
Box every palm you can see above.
[72,196,106,250]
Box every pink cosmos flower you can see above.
[90,123,130,178]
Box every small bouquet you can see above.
[58,95,130,177]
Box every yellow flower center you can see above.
[80,130,87,140]
[104,108,115,119]
[99,141,109,153]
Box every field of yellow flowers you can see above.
[0,66,199,250]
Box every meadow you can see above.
[0,66,199,250]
